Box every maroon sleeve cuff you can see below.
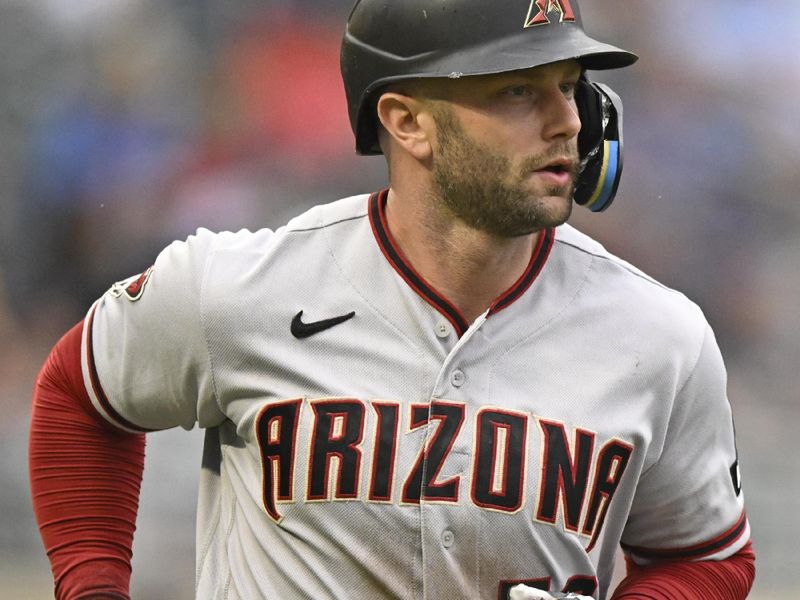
[58,559,133,600]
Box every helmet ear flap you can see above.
[573,76,625,212]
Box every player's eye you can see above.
[560,81,578,98]
[503,85,533,98]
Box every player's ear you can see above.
[376,92,434,161]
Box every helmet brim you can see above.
[411,28,638,79]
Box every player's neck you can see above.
[385,187,539,325]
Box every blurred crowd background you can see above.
[1,0,797,598]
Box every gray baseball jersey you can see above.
[81,190,749,599]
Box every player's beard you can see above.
[430,106,577,237]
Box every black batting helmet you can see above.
[340,0,638,211]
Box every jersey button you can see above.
[450,370,465,387]
[435,320,452,338]
[441,529,455,548]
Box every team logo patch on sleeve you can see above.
[109,266,153,301]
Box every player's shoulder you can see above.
[171,193,370,259]
[554,223,707,333]
[206,193,371,266]
[170,194,371,293]
[555,223,687,296]
[282,193,370,234]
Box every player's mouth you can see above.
[532,158,576,187]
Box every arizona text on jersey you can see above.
[82,191,749,599]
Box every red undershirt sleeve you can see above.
[610,540,755,600]
[29,321,146,600]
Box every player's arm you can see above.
[614,323,755,599]
[610,540,755,599]
[30,229,230,599]
[30,320,146,599]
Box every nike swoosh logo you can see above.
[291,310,355,339]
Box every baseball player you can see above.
[30,1,755,599]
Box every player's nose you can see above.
[540,90,581,142]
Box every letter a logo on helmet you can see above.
[525,0,576,28]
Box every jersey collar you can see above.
[368,189,555,337]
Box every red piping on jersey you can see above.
[85,307,154,434]
[369,190,470,335]
[488,226,554,315]
[368,189,555,337]
[621,509,748,561]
